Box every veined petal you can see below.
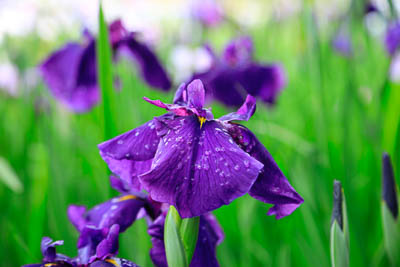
[139,115,263,218]
[94,224,120,261]
[68,205,87,231]
[218,95,256,122]
[187,79,205,110]
[117,37,171,90]
[89,258,139,267]
[227,124,303,219]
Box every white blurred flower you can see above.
[390,52,400,83]
[170,45,213,82]
[0,61,19,96]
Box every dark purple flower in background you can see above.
[191,0,224,27]
[148,212,224,267]
[40,20,171,113]
[187,36,286,107]
[99,79,303,219]
[385,21,400,56]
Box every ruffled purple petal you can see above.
[94,224,120,261]
[98,119,161,190]
[70,195,145,232]
[143,97,192,117]
[237,63,286,105]
[148,213,223,267]
[227,124,303,219]
[218,95,256,122]
[116,37,171,90]
[139,115,263,218]
[41,237,64,262]
[39,41,99,112]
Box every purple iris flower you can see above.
[148,212,224,267]
[39,19,171,113]
[68,193,146,264]
[98,79,303,219]
[385,21,400,56]
[22,236,138,267]
[187,36,286,107]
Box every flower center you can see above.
[198,116,206,128]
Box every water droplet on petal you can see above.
[234,165,240,171]
[244,160,250,167]
[135,132,140,136]
[145,144,150,150]
[117,140,124,145]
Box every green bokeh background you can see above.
[1,1,399,266]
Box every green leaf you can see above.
[180,216,200,264]
[97,3,116,140]
[0,157,23,193]
[383,83,400,156]
[330,221,349,267]
[381,201,400,266]
[164,206,187,267]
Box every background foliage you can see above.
[0,0,399,266]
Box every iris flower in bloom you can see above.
[22,236,138,267]
[39,20,171,112]
[68,175,223,267]
[99,79,303,219]
[186,36,286,107]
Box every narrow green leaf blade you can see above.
[164,206,187,267]
[330,221,349,267]
[0,157,23,193]
[381,202,400,266]
[97,3,116,140]
[180,216,200,264]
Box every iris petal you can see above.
[139,115,263,218]
[227,124,303,219]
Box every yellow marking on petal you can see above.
[117,195,138,202]
[198,116,206,128]
[106,258,121,267]
[44,264,57,267]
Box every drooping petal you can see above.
[39,41,100,112]
[237,63,286,105]
[218,95,256,122]
[68,205,87,231]
[117,37,171,90]
[99,120,161,190]
[148,213,223,267]
[139,115,263,218]
[187,79,205,111]
[227,124,303,219]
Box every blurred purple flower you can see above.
[332,32,353,57]
[385,21,400,56]
[382,153,398,219]
[191,0,224,27]
[187,36,286,107]
[40,20,171,113]
[99,79,303,219]
[148,212,224,267]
